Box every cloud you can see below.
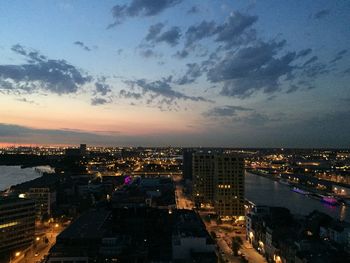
[94,79,111,96]
[145,24,181,46]
[296,48,312,58]
[119,89,142,100]
[16,98,36,104]
[302,62,329,78]
[126,77,209,102]
[73,41,92,51]
[204,105,252,117]
[140,49,159,58]
[302,56,318,66]
[187,6,199,14]
[174,49,189,59]
[182,11,257,52]
[206,40,297,98]
[330,49,347,63]
[145,23,164,41]
[237,112,275,126]
[313,9,331,19]
[91,97,109,106]
[108,0,182,27]
[1,44,92,95]
[185,20,218,47]
[215,12,258,48]
[176,63,202,85]
[286,85,299,94]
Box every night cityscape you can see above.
[1,1,350,263]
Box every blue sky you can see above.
[0,0,349,147]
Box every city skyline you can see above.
[1,0,350,147]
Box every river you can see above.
[0,165,54,191]
[245,172,349,222]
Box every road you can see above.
[202,218,267,263]
[174,175,194,209]
[17,225,63,263]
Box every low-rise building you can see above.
[172,210,216,262]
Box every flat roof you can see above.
[58,208,111,240]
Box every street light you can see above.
[15,252,21,257]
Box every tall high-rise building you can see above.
[0,197,35,259]
[192,153,245,218]
[192,153,215,206]
[182,148,194,181]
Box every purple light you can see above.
[322,196,337,205]
[124,176,132,185]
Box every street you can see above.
[16,224,63,263]
[174,175,194,209]
[202,219,267,263]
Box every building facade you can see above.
[0,197,35,259]
[192,153,245,218]
[27,187,56,218]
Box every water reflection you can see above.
[245,172,349,222]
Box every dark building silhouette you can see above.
[182,148,194,181]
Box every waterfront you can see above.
[246,172,349,222]
[0,165,54,191]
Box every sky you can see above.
[0,0,349,148]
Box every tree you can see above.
[231,236,243,256]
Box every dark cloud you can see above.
[302,63,329,78]
[91,97,109,106]
[140,49,159,58]
[296,48,312,58]
[16,98,36,104]
[174,49,189,59]
[11,44,27,56]
[238,112,273,126]
[145,23,164,41]
[286,85,299,94]
[314,9,331,19]
[184,12,257,49]
[303,56,318,66]
[145,25,181,46]
[108,0,182,27]
[126,77,209,102]
[215,12,258,48]
[187,6,199,14]
[176,63,202,85]
[119,89,142,100]
[330,49,347,63]
[73,41,92,51]
[275,110,350,147]
[157,27,181,46]
[206,40,298,98]
[94,78,111,96]
[11,44,47,63]
[205,105,252,117]
[1,44,92,95]
[185,20,217,47]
